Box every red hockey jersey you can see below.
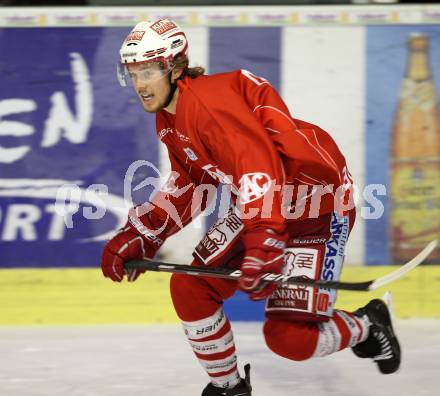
[150,70,352,239]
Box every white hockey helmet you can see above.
[117,19,188,87]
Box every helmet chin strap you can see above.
[163,72,178,109]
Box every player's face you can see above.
[127,62,172,113]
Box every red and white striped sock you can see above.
[181,308,241,389]
[312,309,370,357]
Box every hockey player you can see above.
[101,19,401,395]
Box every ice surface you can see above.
[0,320,439,396]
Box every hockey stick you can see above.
[124,240,437,292]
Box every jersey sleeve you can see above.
[131,146,217,241]
[189,79,286,233]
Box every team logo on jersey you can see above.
[125,30,145,42]
[183,147,198,161]
[150,19,178,35]
[239,172,272,203]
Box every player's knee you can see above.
[169,273,194,318]
[170,273,226,322]
[263,319,316,361]
[169,273,186,299]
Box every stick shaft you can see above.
[124,260,372,291]
[124,240,437,292]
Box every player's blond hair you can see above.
[174,54,205,79]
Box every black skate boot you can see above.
[352,299,401,374]
[201,364,252,396]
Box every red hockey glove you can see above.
[239,229,288,301]
[101,207,165,282]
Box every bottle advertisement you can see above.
[366,26,440,265]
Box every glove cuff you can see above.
[127,204,167,250]
[242,229,288,252]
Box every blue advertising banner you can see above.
[0,28,158,267]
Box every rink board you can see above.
[1,5,440,324]
[1,266,439,325]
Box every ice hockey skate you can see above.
[352,298,401,374]
[201,364,252,396]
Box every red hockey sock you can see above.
[264,310,369,361]
[170,272,239,388]
[312,309,369,357]
[182,308,241,388]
